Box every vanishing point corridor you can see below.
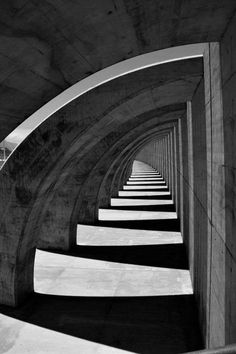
[0,161,202,353]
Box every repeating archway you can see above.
[0,57,202,306]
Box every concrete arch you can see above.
[0,2,236,351]
[73,114,181,227]
[0,58,201,306]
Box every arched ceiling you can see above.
[0,0,235,140]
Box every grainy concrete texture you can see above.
[1,2,236,353]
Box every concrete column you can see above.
[220,12,236,345]
[170,131,175,207]
[167,134,172,196]
[174,125,180,216]
[178,117,184,237]
[180,113,189,247]
[187,101,194,282]
[191,78,208,342]
[204,42,226,348]
[175,125,181,218]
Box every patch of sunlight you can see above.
[123,185,167,190]
[34,250,193,297]
[77,224,182,246]
[127,181,165,184]
[118,191,171,197]
[0,314,134,354]
[111,198,173,206]
[98,209,177,221]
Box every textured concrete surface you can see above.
[0,2,236,350]
[0,1,235,141]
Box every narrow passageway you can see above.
[0,161,203,354]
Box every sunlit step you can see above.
[131,172,160,176]
[127,181,165,185]
[111,198,173,206]
[130,175,161,178]
[77,224,182,245]
[123,185,167,190]
[131,173,161,177]
[0,314,131,354]
[129,177,163,181]
[119,191,171,197]
[34,250,193,297]
[99,209,177,220]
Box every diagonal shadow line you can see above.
[0,293,203,354]
[43,243,188,270]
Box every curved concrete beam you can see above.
[4,44,205,150]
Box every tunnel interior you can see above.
[0,2,236,353]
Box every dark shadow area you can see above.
[105,205,176,212]
[0,293,203,354]
[97,218,180,231]
[41,243,188,270]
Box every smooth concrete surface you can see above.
[98,209,177,221]
[34,250,192,297]
[123,185,167,190]
[127,181,165,184]
[129,177,163,180]
[118,191,171,197]
[77,224,182,246]
[111,198,174,206]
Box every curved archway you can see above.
[0,56,201,306]
[2,44,205,157]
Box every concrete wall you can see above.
[189,79,208,342]
[181,13,236,347]
[220,10,236,346]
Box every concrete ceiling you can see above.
[0,0,235,140]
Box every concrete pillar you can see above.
[191,78,208,341]
[220,12,236,345]
[180,113,189,246]
[204,42,226,348]
[178,117,184,238]
[187,101,194,282]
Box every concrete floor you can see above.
[0,161,203,354]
